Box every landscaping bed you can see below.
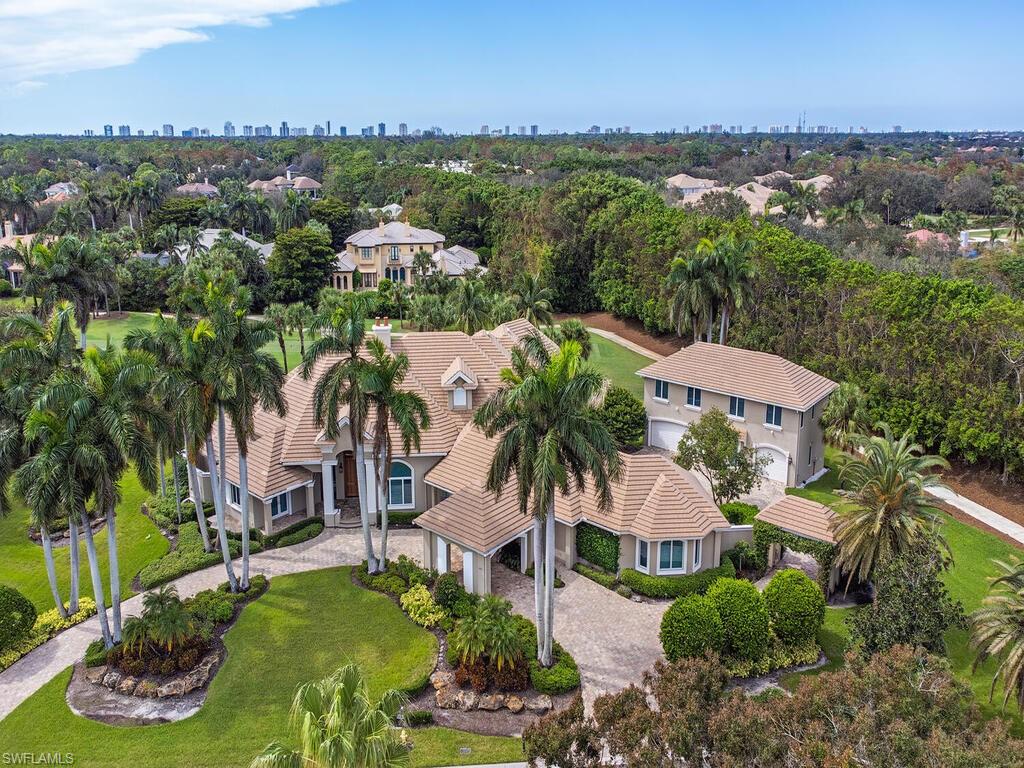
[1,597,98,672]
[71,575,268,726]
[353,557,580,735]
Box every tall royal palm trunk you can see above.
[218,410,229,520]
[105,502,122,642]
[239,452,251,590]
[719,306,729,345]
[208,411,238,592]
[186,456,213,552]
[377,445,392,567]
[158,445,167,497]
[542,504,556,666]
[353,425,377,573]
[171,447,182,524]
[80,510,112,647]
[80,329,87,351]
[532,515,544,661]
[68,516,80,614]
[40,525,68,619]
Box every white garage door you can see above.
[757,447,788,484]
[649,420,687,452]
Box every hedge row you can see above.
[264,517,324,548]
[575,522,620,573]
[139,523,256,589]
[572,563,617,590]
[720,502,759,525]
[0,599,97,672]
[619,559,736,599]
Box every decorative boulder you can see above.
[435,685,460,709]
[84,665,107,685]
[430,670,455,690]
[524,694,552,713]
[478,693,505,711]
[456,690,479,711]
[116,676,138,695]
[506,695,525,714]
[183,667,209,693]
[135,680,159,698]
[102,671,122,690]
[157,678,185,698]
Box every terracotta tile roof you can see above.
[290,176,322,190]
[666,173,717,190]
[637,342,836,411]
[755,495,836,544]
[218,413,312,499]
[420,423,726,550]
[441,356,477,389]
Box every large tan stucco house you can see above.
[196,324,834,595]
[330,221,483,291]
[637,343,837,487]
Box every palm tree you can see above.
[126,314,215,553]
[449,279,490,335]
[703,232,755,344]
[113,181,139,230]
[474,335,620,665]
[553,318,592,359]
[264,303,290,372]
[412,249,434,281]
[666,252,716,342]
[362,338,429,567]
[277,189,310,233]
[200,199,228,229]
[821,382,871,451]
[151,224,180,263]
[251,664,409,768]
[390,282,410,324]
[79,181,109,232]
[1009,205,1024,243]
[409,293,450,331]
[222,316,286,590]
[512,274,554,327]
[48,202,91,236]
[179,226,208,263]
[833,424,950,586]
[971,557,1024,710]
[36,235,114,350]
[301,293,377,570]
[2,236,46,314]
[786,181,820,221]
[285,302,314,360]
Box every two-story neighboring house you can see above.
[337,221,445,290]
[637,343,837,487]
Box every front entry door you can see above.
[342,452,358,498]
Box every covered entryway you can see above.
[755,495,840,595]
[648,419,687,452]
[756,446,789,484]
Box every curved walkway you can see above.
[0,528,421,722]
[929,486,1024,546]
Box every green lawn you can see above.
[0,567,523,767]
[587,333,655,398]
[0,468,168,613]
[783,452,1024,728]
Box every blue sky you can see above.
[1,0,1021,135]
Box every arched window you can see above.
[388,461,414,507]
[384,267,392,281]
[399,267,406,283]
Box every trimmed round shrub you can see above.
[706,578,770,661]
[763,568,825,645]
[0,585,37,651]
[659,594,725,662]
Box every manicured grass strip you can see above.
[0,467,168,613]
[586,333,654,398]
[0,567,522,767]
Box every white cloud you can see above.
[0,1,341,89]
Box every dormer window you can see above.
[453,386,467,408]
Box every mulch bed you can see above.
[943,463,1024,532]
[554,311,684,357]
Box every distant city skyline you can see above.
[2,0,1022,135]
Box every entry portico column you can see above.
[321,459,337,526]
[364,458,378,525]
[463,550,475,593]
[437,538,449,574]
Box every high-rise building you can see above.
[200,128,211,137]
[530,124,538,137]
[480,124,489,136]
[398,122,408,137]
[313,124,325,137]
[339,126,347,137]
[378,122,386,137]
[242,125,253,137]
[162,124,174,137]
[361,126,374,137]
[118,124,131,137]
[326,120,331,135]
[504,125,510,136]
[103,125,113,137]
[893,125,903,133]
[290,126,307,136]
[255,125,272,137]
[151,130,159,137]
[588,124,600,134]
[223,121,235,137]
[84,129,94,137]
[279,121,289,137]
[517,125,526,136]
[136,129,144,137]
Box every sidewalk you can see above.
[929,486,1024,546]
[587,326,662,360]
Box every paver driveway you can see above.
[492,564,668,706]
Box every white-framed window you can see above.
[388,461,414,508]
[453,386,467,408]
[654,379,669,401]
[686,387,702,408]
[636,539,649,574]
[658,540,686,574]
[269,491,290,518]
[389,245,400,261]
[692,538,702,570]
[729,396,745,419]
[229,483,241,506]
[765,403,783,428]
